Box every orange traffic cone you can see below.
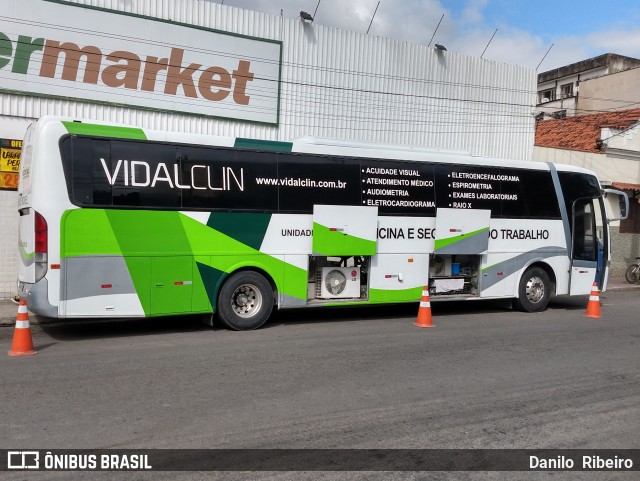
[415,287,435,328]
[8,300,37,356]
[584,282,601,319]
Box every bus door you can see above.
[569,197,608,294]
[312,205,378,256]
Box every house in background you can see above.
[534,109,640,275]
[536,53,640,120]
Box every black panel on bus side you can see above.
[431,164,561,219]
[497,167,561,219]
[278,154,360,212]
[180,146,278,211]
[61,136,113,206]
[110,140,182,208]
[60,135,561,219]
[360,159,436,216]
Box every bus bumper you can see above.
[18,278,58,318]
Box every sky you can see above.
[215,0,640,72]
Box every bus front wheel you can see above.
[514,267,551,312]
[217,271,274,330]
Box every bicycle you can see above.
[625,257,640,284]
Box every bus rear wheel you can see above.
[217,271,273,330]
[514,266,551,312]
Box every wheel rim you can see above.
[231,283,263,318]
[525,275,545,304]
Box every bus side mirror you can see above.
[603,188,629,221]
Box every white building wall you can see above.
[0,191,18,299]
[1,0,536,156]
[533,146,640,186]
[0,0,537,299]
[0,116,34,299]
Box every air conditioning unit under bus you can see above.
[429,255,452,277]
[318,267,361,299]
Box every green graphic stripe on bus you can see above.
[179,214,307,291]
[312,222,377,256]
[62,210,306,315]
[19,244,35,265]
[324,286,423,306]
[207,212,272,251]
[61,209,123,256]
[179,213,308,303]
[18,230,35,265]
[106,210,194,255]
[369,286,423,303]
[233,138,293,152]
[106,210,203,316]
[61,121,147,140]
[434,227,489,253]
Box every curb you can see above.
[605,283,640,293]
[0,301,17,326]
[1,319,17,326]
[1,315,39,326]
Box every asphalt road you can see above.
[2,291,639,480]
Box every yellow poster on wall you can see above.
[0,139,22,190]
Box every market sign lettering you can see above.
[0,36,255,105]
[0,0,282,124]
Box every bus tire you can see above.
[217,271,273,330]
[514,266,551,312]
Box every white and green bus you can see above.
[17,116,628,329]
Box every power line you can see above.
[536,44,554,72]
[427,14,445,48]
[480,29,497,59]
[366,1,380,35]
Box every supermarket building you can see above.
[0,0,536,299]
